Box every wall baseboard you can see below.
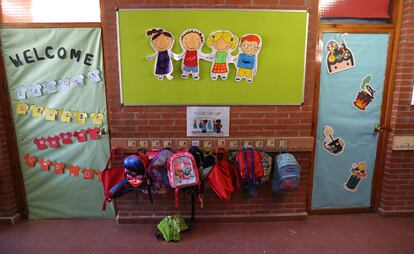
[377,208,414,217]
[0,213,21,225]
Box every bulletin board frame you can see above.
[117,9,309,106]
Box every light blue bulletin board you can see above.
[0,28,115,218]
[117,9,309,105]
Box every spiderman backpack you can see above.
[236,147,264,196]
[272,153,301,193]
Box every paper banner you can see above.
[33,128,103,150]
[13,69,102,100]
[146,28,175,80]
[16,102,104,125]
[23,153,102,182]
[205,30,238,80]
[234,34,262,83]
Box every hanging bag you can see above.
[101,148,125,210]
[272,153,301,193]
[236,147,264,196]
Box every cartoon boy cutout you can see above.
[175,29,207,80]
[146,28,176,80]
[233,34,262,83]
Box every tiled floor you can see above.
[1,214,414,254]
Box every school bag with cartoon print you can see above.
[147,148,174,194]
[272,153,301,193]
[259,150,273,182]
[167,151,201,208]
[236,147,264,196]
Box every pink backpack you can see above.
[167,151,201,208]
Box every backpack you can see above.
[207,148,240,205]
[272,153,301,193]
[260,150,273,182]
[167,151,201,208]
[147,148,174,194]
[236,147,264,196]
[101,149,125,210]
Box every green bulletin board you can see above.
[117,9,308,105]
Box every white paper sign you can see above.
[186,107,230,137]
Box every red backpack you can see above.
[101,149,125,210]
[236,147,264,196]
[207,148,240,206]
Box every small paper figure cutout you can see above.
[199,119,208,133]
[30,83,43,97]
[59,132,73,144]
[47,136,60,148]
[326,34,355,74]
[87,127,100,140]
[16,102,29,115]
[71,75,85,87]
[75,112,87,124]
[34,137,48,150]
[175,29,207,80]
[74,129,87,142]
[45,108,57,121]
[87,70,102,83]
[96,170,103,182]
[29,105,44,118]
[52,162,65,174]
[233,34,262,83]
[24,154,37,167]
[91,113,104,125]
[58,79,71,92]
[60,110,72,123]
[16,87,27,100]
[344,162,367,192]
[214,119,222,133]
[322,125,345,155]
[39,158,51,171]
[353,75,376,111]
[81,168,95,180]
[44,81,58,94]
[146,28,175,80]
[205,31,238,80]
[68,165,80,177]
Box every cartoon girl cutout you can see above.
[232,34,262,83]
[146,28,176,80]
[175,29,208,80]
[205,31,238,80]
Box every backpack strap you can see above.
[102,148,120,210]
[175,188,179,208]
[191,192,195,221]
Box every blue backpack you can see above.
[271,153,301,193]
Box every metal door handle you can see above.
[374,124,385,133]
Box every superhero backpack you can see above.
[236,147,264,196]
[147,148,174,194]
[272,153,301,193]
[167,151,202,208]
[207,148,240,206]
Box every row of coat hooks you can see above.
[110,137,314,153]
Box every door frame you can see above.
[307,0,404,215]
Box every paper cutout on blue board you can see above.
[175,29,207,80]
[344,162,367,192]
[326,34,355,74]
[353,75,376,111]
[205,30,238,80]
[146,28,176,80]
[322,125,345,155]
[233,34,262,83]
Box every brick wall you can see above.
[379,0,414,216]
[101,0,318,221]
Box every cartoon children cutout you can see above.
[344,162,367,192]
[353,75,376,111]
[233,34,262,83]
[205,31,238,80]
[146,28,176,80]
[175,29,207,80]
[322,125,345,155]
